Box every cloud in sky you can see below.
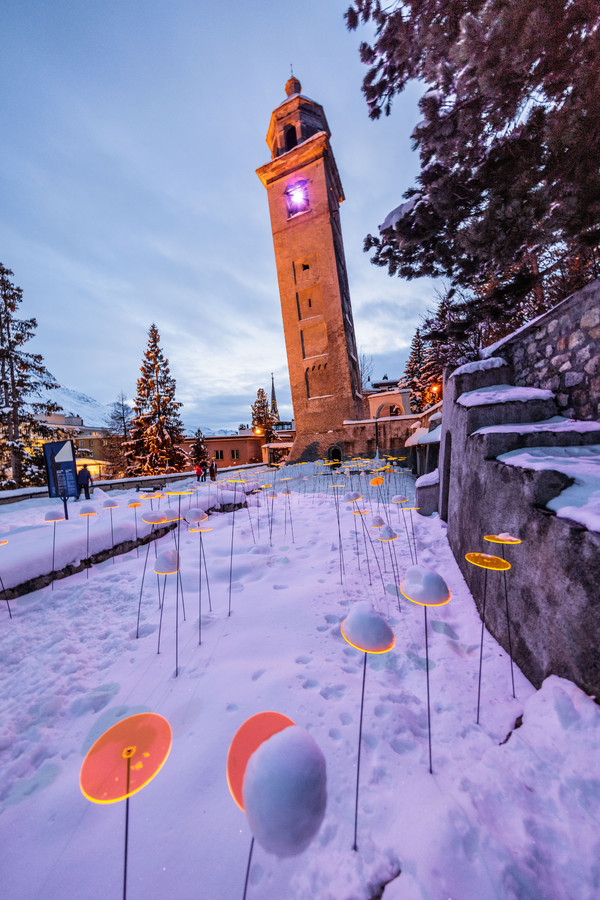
[0,0,437,431]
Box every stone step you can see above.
[474,416,600,460]
[449,356,514,396]
[457,384,558,433]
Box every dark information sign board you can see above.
[44,440,78,501]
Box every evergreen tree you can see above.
[103,391,133,477]
[399,328,427,413]
[347,0,600,339]
[105,391,133,439]
[0,264,59,488]
[123,324,188,475]
[190,428,209,467]
[251,388,274,444]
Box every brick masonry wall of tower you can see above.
[257,87,365,459]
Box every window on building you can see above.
[284,125,297,151]
[230,449,239,460]
[215,450,224,460]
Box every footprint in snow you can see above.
[320,684,346,701]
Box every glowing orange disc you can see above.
[0,539,7,545]
[484,534,522,545]
[80,713,172,804]
[227,712,295,811]
[465,552,511,571]
[370,477,384,486]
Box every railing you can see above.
[0,462,268,505]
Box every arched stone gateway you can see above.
[327,445,342,463]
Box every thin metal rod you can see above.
[85,518,90,579]
[110,510,115,564]
[424,606,433,774]
[198,533,202,645]
[0,573,12,618]
[353,652,368,852]
[136,536,153,638]
[123,758,131,900]
[51,522,57,591]
[499,545,516,699]
[476,568,488,725]
[157,575,167,654]
[175,564,180,677]
[201,534,212,612]
[503,566,516,699]
[242,836,255,900]
[228,503,236,616]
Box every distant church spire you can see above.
[270,373,280,422]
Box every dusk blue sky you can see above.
[1,1,436,432]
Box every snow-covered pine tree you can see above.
[103,392,133,477]
[123,324,188,475]
[251,388,274,444]
[0,264,59,488]
[398,328,428,413]
[347,0,600,344]
[190,428,209,468]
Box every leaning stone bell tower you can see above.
[256,76,364,461]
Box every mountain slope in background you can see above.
[46,381,233,435]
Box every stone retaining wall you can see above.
[489,278,600,420]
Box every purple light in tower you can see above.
[285,180,309,216]
[290,186,306,206]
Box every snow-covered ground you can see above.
[0,465,598,900]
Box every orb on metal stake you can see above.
[399,566,451,773]
[227,712,326,899]
[127,500,142,557]
[45,509,66,590]
[466,551,511,724]
[80,712,172,900]
[154,548,183,677]
[103,498,118,563]
[79,505,97,579]
[484,533,521,699]
[136,511,167,638]
[186,507,211,641]
[341,603,394,851]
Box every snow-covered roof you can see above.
[405,427,428,446]
[406,425,442,447]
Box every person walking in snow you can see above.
[209,460,217,481]
[76,464,93,500]
[195,463,202,482]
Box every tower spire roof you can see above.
[270,372,280,422]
